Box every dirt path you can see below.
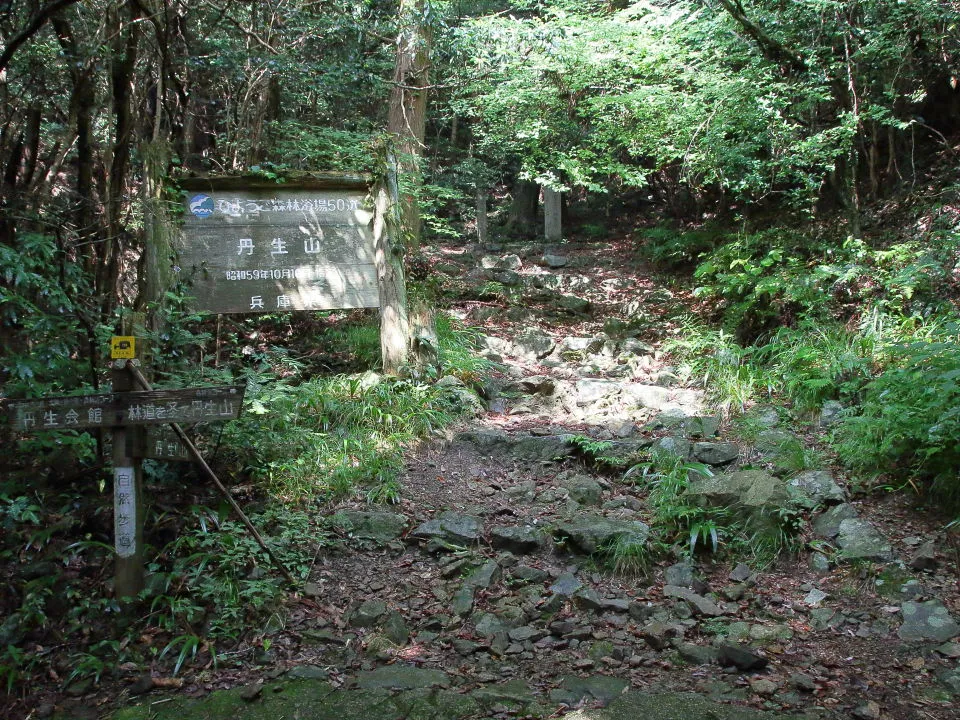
[247,237,957,720]
[98,236,960,719]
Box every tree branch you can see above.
[716,0,850,108]
[716,0,807,75]
[0,0,82,74]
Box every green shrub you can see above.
[148,505,319,642]
[627,454,729,556]
[223,368,463,502]
[667,319,770,416]
[754,321,877,410]
[833,327,960,504]
[641,223,723,268]
[0,233,99,396]
[693,229,832,338]
[627,451,803,564]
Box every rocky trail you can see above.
[112,236,958,720]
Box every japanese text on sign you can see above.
[178,187,379,314]
[114,466,137,558]
[5,386,246,432]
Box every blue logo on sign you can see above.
[189,194,214,218]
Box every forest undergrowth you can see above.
[2,169,959,715]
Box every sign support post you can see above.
[111,339,145,599]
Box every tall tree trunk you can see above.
[375,152,410,375]
[51,14,101,292]
[379,0,432,374]
[101,1,141,317]
[387,0,431,250]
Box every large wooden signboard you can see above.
[5,386,245,432]
[178,182,379,314]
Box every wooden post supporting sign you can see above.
[4,337,247,601]
[111,339,145,598]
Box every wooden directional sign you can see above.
[129,426,192,461]
[178,182,380,314]
[5,386,245,432]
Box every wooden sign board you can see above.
[5,386,245,432]
[178,185,380,314]
[128,426,191,461]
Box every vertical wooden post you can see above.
[544,186,563,242]
[375,150,411,375]
[111,341,144,600]
[475,188,488,245]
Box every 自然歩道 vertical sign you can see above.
[178,180,380,314]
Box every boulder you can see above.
[686,469,790,512]
[576,379,621,407]
[622,384,674,410]
[531,273,563,290]
[556,295,591,314]
[683,415,721,438]
[474,613,510,637]
[639,620,682,650]
[463,560,501,590]
[651,436,692,459]
[490,525,544,554]
[356,665,450,691]
[908,541,938,571]
[819,400,844,427]
[899,600,960,642]
[457,428,509,449]
[549,572,583,597]
[349,600,388,628]
[471,678,538,709]
[485,268,522,286]
[812,503,858,538]
[411,512,482,545]
[836,519,892,561]
[716,644,768,671]
[664,561,698,589]
[382,612,409,645]
[510,565,549,584]
[662,585,724,617]
[555,675,629,706]
[600,438,653,466]
[559,690,778,720]
[676,643,719,665]
[518,375,556,395]
[511,434,576,461]
[334,511,407,544]
[745,405,780,428]
[553,516,650,555]
[451,586,475,617]
[692,442,739,466]
[788,470,844,507]
[560,475,604,505]
[754,429,799,460]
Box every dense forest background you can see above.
[1,0,959,711]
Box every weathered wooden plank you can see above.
[128,426,191,461]
[179,173,372,192]
[4,386,246,432]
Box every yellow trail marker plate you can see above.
[111,336,136,359]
